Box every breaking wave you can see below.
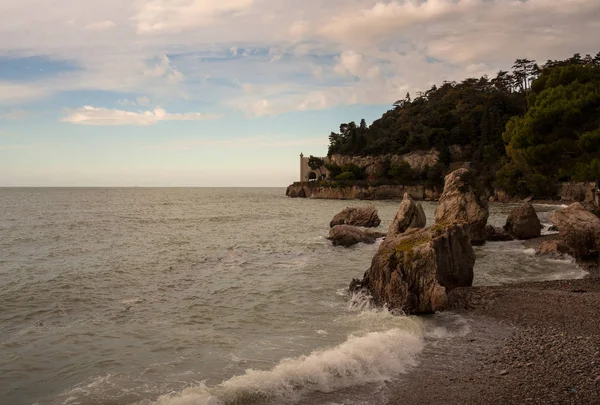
[150,328,424,405]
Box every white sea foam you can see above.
[152,328,424,405]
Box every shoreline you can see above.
[386,236,600,404]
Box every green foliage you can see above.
[495,162,528,196]
[307,155,325,171]
[327,72,528,163]
[500,55,600,194]
[335,172,356,181]
[573,158,600,182]
[389,161,417,184]
[425,163,446,188]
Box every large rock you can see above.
[350,224,475,314]
[387,193,426,237]
[484,225,514,242]
[434,169,489,245]
[504,202,542,239]
[550,203,600,259]
[328,225,384,247]
[330,206,381,228]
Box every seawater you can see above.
[0,188,587,405]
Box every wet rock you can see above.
[484,225,514,242]
[387,193,426,237]
[328,225,380,247]
[330,206,381,228]
[434,169,489,245]
[504,202,542,240]
[351,223,475,314]
[550,203,600,259]
[536,240,573,258]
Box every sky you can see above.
[1,0,599,186]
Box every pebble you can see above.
[499,370,509,376]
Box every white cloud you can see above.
[1,109,29,120]
[0,82,49,104]
[136,96,152,105]
[135,0,255,34]
[144,54,185,84]
[148,135,327,150]
[0,0,598,115]
[62,106,221,125]
[84,20,116,31]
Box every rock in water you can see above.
[328,225,383,247]
[484,225,514,241]
[550,203,600,259]
[434,169,489,245]
[504,202,542,239]
[387,193,426,237]
[330,206,381,228]
[536,239,573,258]
[351,224,475,314]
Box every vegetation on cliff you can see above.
[324,52,600,198]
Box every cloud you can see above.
[84,20,116,31]
[136,96,152,105]
[0,82,49,104]
[135,0,255,34]
[1,109,29,120]
[144,54,185,84]
[0,0,598,116]
[148,135,327,150]
[62,106,221,125]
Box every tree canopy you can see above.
[324,52,600,197]
[498,53,600,195]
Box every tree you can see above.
[499,57,600,193]
[308,155,325,178]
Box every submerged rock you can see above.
[434,169,489,245]
[328,225,384,247]
[484,225,514,242]
[504,202,542,240]
[350,223,475,314]
[550,203,600,259]
[330,206,381,228]
[387,193,426,237]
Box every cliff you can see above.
[285,183,439,201]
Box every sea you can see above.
[0,188,588,405]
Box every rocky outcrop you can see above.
[504,203,542,240]
[328,225,385,247]
[484,225,514,242]
[434,169,489,245]
[559,182,595,202]
[330,206,381,228]
[330,149,439,173]
[388,193,426,237]
[550,203,600,259]
[286,183,425,200]
[350,223,475,314]
[536,239,573,258]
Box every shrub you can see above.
[335,172,356,181]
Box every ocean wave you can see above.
[149,328,424,405]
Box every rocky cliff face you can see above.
[329,149,439,174]
[286,184,426,200]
